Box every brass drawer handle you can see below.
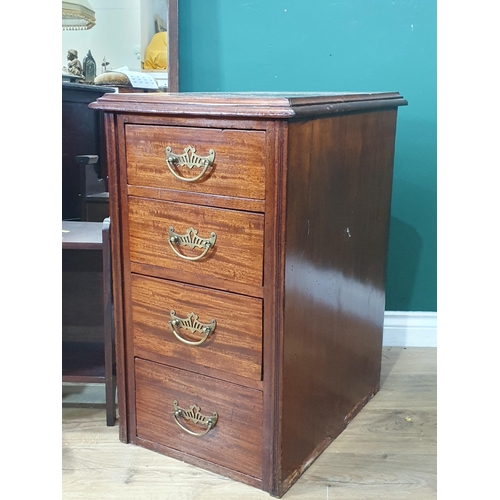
[168,226,216,261]
[166,145,215,182]
[169,310,216,346]
[172,400,218,437]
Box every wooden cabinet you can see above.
[62,219,116,426]
[90,92,407,497]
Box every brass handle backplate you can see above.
[172,400,218,437]
[168,226,216,261]
[169,310,216,346]
[166,145,215,182]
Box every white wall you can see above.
[62,0,166,73]
[140,0,168,63]
[383,311,437,347]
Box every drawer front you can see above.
[125,124,266,200]
[128,197,264,287]
[130,274,263,381]
[135,359,263,479]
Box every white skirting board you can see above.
[383,311,437,347]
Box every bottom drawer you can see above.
[135,358,263,479]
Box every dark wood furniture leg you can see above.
[102,218,116,426]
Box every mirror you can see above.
[62,0,178,92]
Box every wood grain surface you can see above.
[134,358,263,479]
[125,124,267,200]
[127,196,265,287]
[130,273,263,383]
[62,347,436,499]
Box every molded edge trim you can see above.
[89,92,407,117]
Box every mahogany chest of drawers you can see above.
[90,92,407,497]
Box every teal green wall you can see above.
[178,0,437,312]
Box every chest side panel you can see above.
[280,109,399,489]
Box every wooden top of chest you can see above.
[89,91,407,118]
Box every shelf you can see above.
[62,341,107,383]
[62,221,103,250]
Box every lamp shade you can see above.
[62,1,96,31]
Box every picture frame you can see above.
[167,0,179,92]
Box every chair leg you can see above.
[102,218,116,426]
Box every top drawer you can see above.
[125,125,267,200]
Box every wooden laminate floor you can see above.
[62,347,437,499]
